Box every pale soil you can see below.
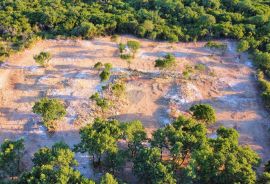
[0,36,269,177]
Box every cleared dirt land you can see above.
[0,36,270,176]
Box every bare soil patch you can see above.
[0,36,269,176]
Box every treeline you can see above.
[0,0,269,47]
[1,0,270,87]
[2,116,270,184]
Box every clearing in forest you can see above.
[0,36,269,176]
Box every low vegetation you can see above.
[90,93,111,111]
[119,40,140,59]
[155,53,176,69]
[33,52,51,67]
[99,63,112,82]
[94,62,103,70]
[205,41,227,51]
[111,81,126,98]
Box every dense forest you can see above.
[1,0,270,183]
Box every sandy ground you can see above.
[0,36,269,177]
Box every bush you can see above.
[34,52,51,67]
[127,40,140,56]
[90,93,110,110]
[32,98,66,131]
[100,69,111,82]
[120,54,132,60]
[190,104,216,125]
[111,35,119,42]
[94,62,103,69]
[112,81,126,97]
[195,63,206,72]
[104,63,112,70]
[118,43,126,54]
[205,41,227,50]
[155,53,176,69]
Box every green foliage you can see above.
[0,139,24,179]
[90,93,110,110]
[94,62,103,70]
[72,22,97,39]
[190,104,216,125]
[118,43,126,54]
[127,40,140,57]
[111,81,126,97]
[33,52,51,67]
[195,63,206,72]
[155,53,176,69]
[100,173,118,184]
[237,40,250,52]
[133,147,176,184]
[205,41,227,50]
[20,142,94,184]
[121,120,147,158]
[257,71,270,109]
[75,118,121,166]
[120,54,132,60]
[104,63,112,71]
[32,98,66,130]
[186,126,260,184]
[99,63,112,82]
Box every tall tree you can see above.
[0,139,24,180]
[75,118,121,167]
[19,142,94,184]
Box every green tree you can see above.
[237,40,250,52]
[72,22,97,39]
[0,139,24,180]
[75,118,121,167]
[164,116,207,168]
[32,98,67,131]
[121,120,147,158]
[133,147,176,184]
[186,126,260,184]
[190,104,216,125]
[19,142,94,184]
[100,173,118,184]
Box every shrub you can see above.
[94,62,103,70]
[100,69,111,82]
[32,98,66,131]
[195,63,206,72]
[118,43,126,54]
[111,35,119,42]
[34,52,51,67]
[190,104,216,125]
[90,93,110,110]
[205,41,227,50]
[155,53,176,69]
[127,40,140,56]
[120,54,132,60]
[104,63,112,70]
[112,81,126,97]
